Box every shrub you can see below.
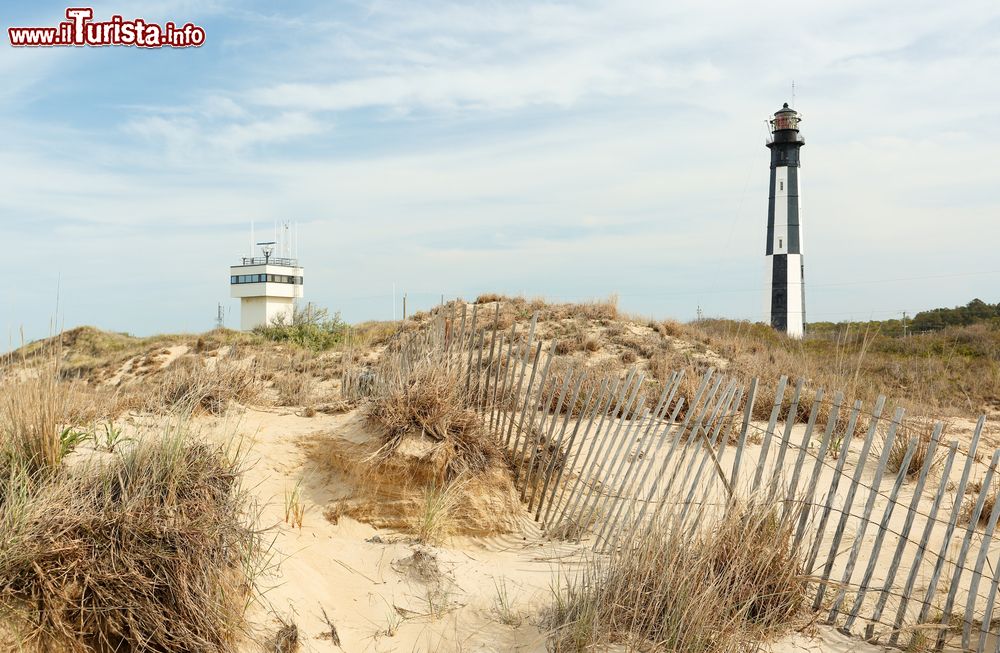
[542,358,623,417]
[366,357,501,480]
[547,499,805,651]
[658,320,684,338]
[274,371,316,406]
[254,304,347,351]
[0,366,96,477]
[146,356,262,415]
[0,372,71,476]
[0,426,265,651]
[884,419,944,480]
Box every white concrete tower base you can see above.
[239,297,294,331]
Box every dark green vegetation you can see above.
[253,304,349,351]
[808,298,1000,337]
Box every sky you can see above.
[2,0,999,345]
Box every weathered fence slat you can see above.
[516,351,569,491]
[656,374,725,507]
[767,378,805,501]
[679,382,741,525]
[914,417,986,630]
[576,392,649,534]
[502,322,540,447]
[782,388,825,521]
[828,406,905,625]
[728,377,759,492]
[553,372,635,528]
[977,533,1000,652]
[630,371,720,539]
[865,427,942,641]
[962,456,1000,650]
[593,376,680,545]
[599,395,687,551]
[528,371,586,512]
[889,440,961,646]
[751,375,789,493]
[675,380,737,504]
[933,447,1000,651]
[538,380,602,524]
[557,371,644,530]
[463,304,479,393]
[511,342,557,482]
[803,399,863,575]
[842,435,916,633]
[547,377,618,527]
[813,395,886,611]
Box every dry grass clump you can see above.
[464,294,619,324]
[883,419,945,479]
[657,320,685,338]
[267,618,300,653]
[0,426,265,652]
[334,351,523,538]
[961,476,999,528]
[553,332,602,356]
[542,357,624,417]
[366,358,505,482]
[142,355,263,415]
[547,500,806,652]
[648,350,687,383]
[0,357,117,477]
[274,371,316,406]
[0,370,77,476]
[345,321,398,349]
[475,293,504,304]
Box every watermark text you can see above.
[8,8,205,48]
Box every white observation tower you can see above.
[230,222,304,331]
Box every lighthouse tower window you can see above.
[779,181,784,191]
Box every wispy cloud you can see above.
[2,0,1000,342]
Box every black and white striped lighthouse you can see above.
[765,102,806,338]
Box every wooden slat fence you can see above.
[342,304,1000,651]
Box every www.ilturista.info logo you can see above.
[8,8,205,48]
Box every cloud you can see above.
[2,0,1000,344]
[123,110,324,154]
